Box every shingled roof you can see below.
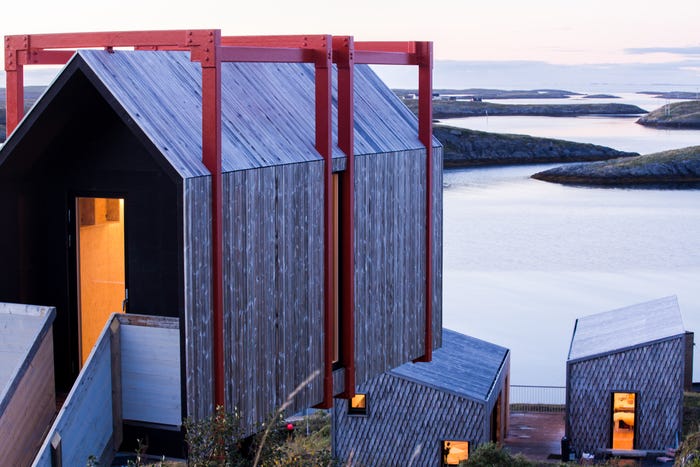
[568,295,685,362]
[389,329,509,403]
[1,50,429,179]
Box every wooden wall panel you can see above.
[183,176,214,421]
[567,337,685,454]
[333,372,487,467]
[121,322,181,426]
[354,148,442,386]
[223,161,324,434]
[0,331,55,467]
[34,330,114,467]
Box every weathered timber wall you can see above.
[567,336,685,454]
[222,161,325,433]
[184,176,214,421]
[354,146,443,385]
[333,372,487,467]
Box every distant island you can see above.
[637,100,700,129]
[638,91,700,100]
[531,146,700,187]
[435,125,638,167]
[404,99,647,119]
[393,88,581,100]
[583,94,620,99]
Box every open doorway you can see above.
[76,197,126,364]
[611,392,636,449]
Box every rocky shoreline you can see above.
[405,100,646,119]
[637,100,700,129]
[531,146,700,187]
[435,125,638,167]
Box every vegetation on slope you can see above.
[637,100,700,129]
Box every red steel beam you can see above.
[20,30,192,50]
[218,46,311,64]
[189,29,226,409]
[332,36,356,399]
[313,35,334,409]
[354,51,417,66]
[415,41,434,362]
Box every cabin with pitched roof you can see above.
[566,296,693,456]
[332,329,510,466]
[0,31,442,453]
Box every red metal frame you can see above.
[4,30,434,410]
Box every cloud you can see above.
[625,46,700,57]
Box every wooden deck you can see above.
[505,412,565,463]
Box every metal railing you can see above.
[509,385,566,412]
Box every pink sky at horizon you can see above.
[1,0,699,65]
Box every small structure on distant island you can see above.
[333,329,510,466]
[566,296,693,457]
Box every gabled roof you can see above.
[389,329,509,403]
[2,49,427,179]
[568,295,685,362]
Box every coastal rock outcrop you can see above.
[405,100,646,119]
[531,146,700,186]
[434,125,638,167]
[637,100,700,129]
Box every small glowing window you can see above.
[442,440,469,465]
[348,394,367,415]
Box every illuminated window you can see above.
[442,440,469,465]
[348,394,367,415]
[611,392,636,449]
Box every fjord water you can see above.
[441,96,700,386]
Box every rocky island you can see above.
[435,125,638,167]
[637,100,700,129]
[405,99,647,119]
[531,146,700,187]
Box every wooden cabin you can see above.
[0,303,56,467]
[333,329,510,466]
[0,31,442,444]
[566,296,693,456]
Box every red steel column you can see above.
[315,36,334,408]
[4,35,28,137]
[333,36,356,398]
[416,41,434,362]
[191,29,225,409]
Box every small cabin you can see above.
[0,31,442,453]
[566,296,693,456]
[333,329,510,466]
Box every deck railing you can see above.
[509,384,566,412]
[32,313,180,466]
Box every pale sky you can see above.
[2,0,699,64]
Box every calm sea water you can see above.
[441,95,700,386]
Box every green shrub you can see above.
[463,442,534,467]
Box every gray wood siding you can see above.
[183,176,214,420]
[333,372,487,467]
[223,161,324,433]
[354,147,443,385]
[567,336,685,453]
[432,146,444,352]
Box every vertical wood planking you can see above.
[183,176,214,420]
[223,162,324,435]
[353,148,431,386]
